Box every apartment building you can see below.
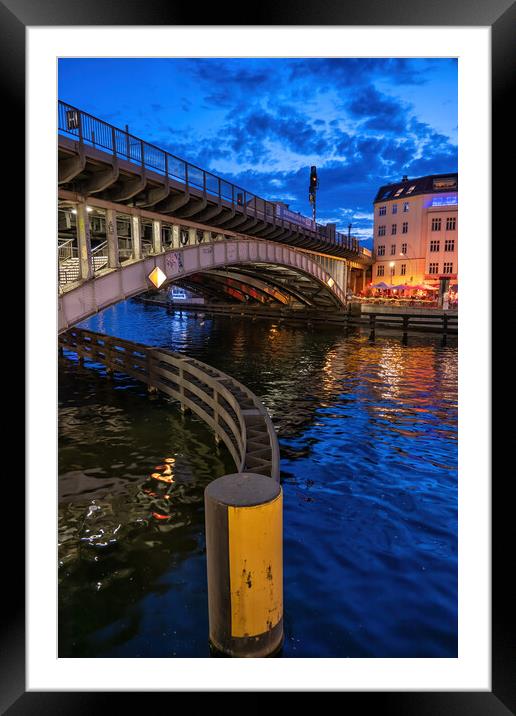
[372,173,458,287]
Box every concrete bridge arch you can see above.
[58,237,347,332]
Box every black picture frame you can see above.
[6,0,510,710]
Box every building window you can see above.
[400,264,406,276]
[431,217,442,231]
[378,225,386,236]
[444,239,455,252]
[391,224,397,235]
[401,242,407,254]
[377,265,385,276]
[377,245,385,256]
[390,244,396,255]
[430,240,440,252]
[429,262,439,274]
[379,206,386,216]
[402,221,408,234]
[394,187,404,197]
[392,204,398,214]
[403,202,409,212]
[446,216,456,230]
[406,185,416,194]
[443,262,453,274]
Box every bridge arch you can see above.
[58,238,347,332]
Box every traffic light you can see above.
[309,166,318,204]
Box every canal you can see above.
[59,299,458,658]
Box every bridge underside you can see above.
[58,136,371,264]
[175,263,341,309]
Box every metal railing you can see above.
[59,328,280,481]
[58,100,368,258]
[58,238,77,262]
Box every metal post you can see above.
[188,227,197,245]
[106,208,120,269]
[76,202,93,281]
[204,472,283,657]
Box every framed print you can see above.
[4,0,511,710]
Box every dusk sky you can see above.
[58,58,457,248]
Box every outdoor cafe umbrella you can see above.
[370,282,392,290]
[392,284,412,291]
[412,284,438,291]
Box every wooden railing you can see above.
[365,311,458,336]
[59,328,280,482]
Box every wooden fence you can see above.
[59,328,280,482]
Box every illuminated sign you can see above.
[430,194,458,207]
[148,266,166,288]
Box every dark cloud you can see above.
[346,86,408,133]
[59,57,457,246]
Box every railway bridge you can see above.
[58,101,372,330]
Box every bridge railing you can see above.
[58,100,366,256]
[59,327,280,482]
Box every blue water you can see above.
[59,299,457,657]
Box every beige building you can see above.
[372,173,458,288]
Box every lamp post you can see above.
[399,241,414,286]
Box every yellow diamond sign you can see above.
[148,266,166,289]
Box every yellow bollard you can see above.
[204,472,283,657]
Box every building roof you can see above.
[373,173,458,203]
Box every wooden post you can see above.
[402,315,409,340]
[369,313,376,340]
[204,473,283,657]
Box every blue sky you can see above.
[58,58,457,247]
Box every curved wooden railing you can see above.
[59,328,280,482]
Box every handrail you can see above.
[59,328,280,482]
[58,238,77,261]
[58,100,366,255]
[91,240,108,256]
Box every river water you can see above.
[58,299,458,658]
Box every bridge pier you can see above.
[152,219,162,254]
[171,223,180,249]
[132,215,142,260]
[106,208,120,268]
[76,201,93,281]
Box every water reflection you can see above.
[59,363,234,657]
[58,299,458,657]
